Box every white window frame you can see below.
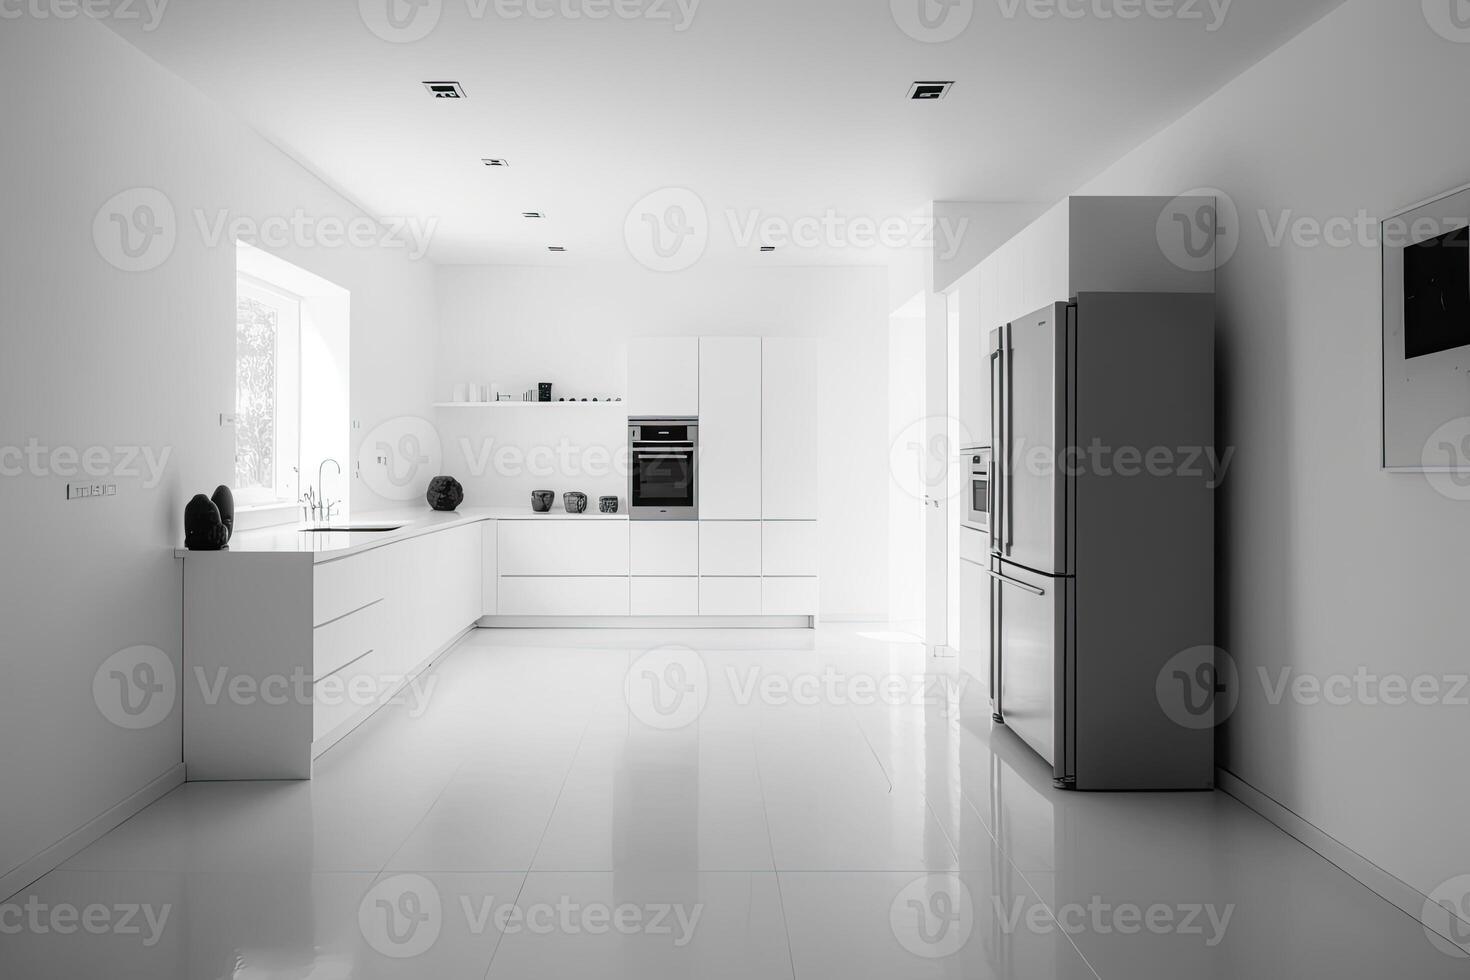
[234,274,302,509]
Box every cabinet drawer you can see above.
[313,549,387,626]
[762,577,819,616]
[631,522,699,576]
[699,577,762,616]
[313,599,383,681]
[631,577,699,616]
[497,521,629,576]
[699,522,762,576]
[313,645,393,741]
[762,521,818,576]
[959,525,990,565]
[498,577,630,616]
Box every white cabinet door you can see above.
[498,577,630,616]
[313,548,387,627]
[762,577,819,616]
[699,521,762,576]
[761,338,819,520]
[959,559,991,696]
[482,521,497,617]
[497,520,630,576]
[630,522,698,576]
[628,337,699,417]
[699,337,762,519]
[631,577,699,616]
[762,521,818,576]
[700,577,762,615]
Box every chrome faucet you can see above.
[301,459,342,526]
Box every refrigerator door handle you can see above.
[989,346,1003,556]
[1004,321,1016,556]
[985,567,1046,597]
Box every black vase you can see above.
[211,485,234,543]
[531,490,555,513]
[426,475,464,512]
[184,494,228,551]
[598,496,619,513]
[563,492,587,514]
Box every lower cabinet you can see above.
[700,577,763,615]
[499,577,631,616]
[761,576,819,616]
[631,577,699,616]
[959,558,991,697]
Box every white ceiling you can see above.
[104,0,1343,267]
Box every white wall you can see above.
[0,19,436,894]
[1071,0,1470,902]
[435,264,890,620]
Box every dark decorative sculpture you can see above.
[531,490,555,513]
[563,492,588,514]
[426,475,464,512]
[599,496,619,513]
[211,485,234,543]
[184,494,228,551]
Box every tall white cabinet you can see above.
[627,336,699,417]
[698,337,762,519]
[761,337,819,521]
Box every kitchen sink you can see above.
[301,525,403,533]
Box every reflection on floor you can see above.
[1,626,1461,978]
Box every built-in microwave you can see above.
[965,448,992,532]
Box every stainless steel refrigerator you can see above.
[988,292,1215,791]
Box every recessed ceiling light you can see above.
[760,246,777,253]
[423,81,466,99]
[908,81,953,101]
[547,246,566,252]
[522,212,545,219]
[482,158,509,167]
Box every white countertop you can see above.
[175,506,628,562]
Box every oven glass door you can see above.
[967,453,992,529]
[632,450,695,509]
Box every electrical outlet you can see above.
[67,483,117,501]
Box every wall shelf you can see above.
[432,401,625,409]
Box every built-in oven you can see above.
[966,447,992,532]
[628,419,698,520]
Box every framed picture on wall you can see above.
[1382,182,1470,471]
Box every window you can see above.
[234,275,301,506]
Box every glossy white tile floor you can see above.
[2,625,1464,978]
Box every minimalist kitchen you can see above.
[5,3,1470,978]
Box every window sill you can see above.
[233,502,299,532]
